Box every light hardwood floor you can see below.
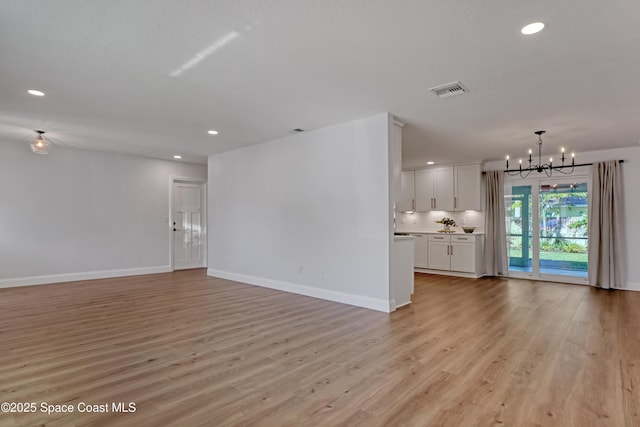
[0,270,639,426]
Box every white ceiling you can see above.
[1,0,639,167]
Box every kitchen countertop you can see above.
[395,230,484,235]
[394,235,415,241]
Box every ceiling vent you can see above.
[291,128,305,133]
[429,81,468,99]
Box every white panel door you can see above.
[173,182,205,270]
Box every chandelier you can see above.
[505,130,575,178]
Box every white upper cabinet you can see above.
[434,167,454,211]
[399,163,481,212]
[390,121,403,205]
[454,164,482,211]
[415,167,454,211]
[414,169,434,211]
[396,170,415,212]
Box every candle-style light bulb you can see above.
[506,155,509,169]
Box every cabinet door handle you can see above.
[412,198,415,210]
[450,245,453,255]
[454,196,457,209]
[446,245,449,255]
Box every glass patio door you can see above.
[505,176,590,283]
[505,185,533,273]
[538,181,589,278]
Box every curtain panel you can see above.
[484,171,508,276]
[588,160,624,289]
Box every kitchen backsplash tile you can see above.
[395,210,484,233]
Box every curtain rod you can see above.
[481,159,624,174]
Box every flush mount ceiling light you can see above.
[521,22,545,35]
[173,155,182,159]
[505,130,575,178]
[30,130,50,154]
[427,161,435,165]
[207,130,218,135]
[27,89,45,96]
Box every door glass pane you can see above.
[538,182,588,277]
[506,185,533,273]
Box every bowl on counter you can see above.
[462,226,476,234]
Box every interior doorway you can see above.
[171,178,207,270]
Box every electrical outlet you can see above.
[298,266,304,275]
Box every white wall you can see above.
[0,141,206,286]
[207,114,392,311]
[484,146,640,290]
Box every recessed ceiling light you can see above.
[173,155,182,159]
[427,161,435,165]
[207,130,218,135]
[27,89,45,96]
[521,22,545,35]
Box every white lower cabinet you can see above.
[426,236,450,270]
[427,234,483,275]
[450,238,476,272]
[412,234,428,268]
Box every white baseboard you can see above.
[393,299,412,310]
[207,268,392,313]
[414,268,484,279]
[615,282,640,292]
[0,265,172,289]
